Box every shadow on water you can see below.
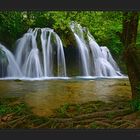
[0,78,131,116]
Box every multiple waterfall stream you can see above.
[0,22,124,80]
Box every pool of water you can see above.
[0,77,131,116]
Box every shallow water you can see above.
[0,78,131,116]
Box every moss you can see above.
[55,27,77,48]
[55,103,70,118]
[0,98,31,116]
[0,97,137,129]
[105,112,116,119]
[90,122,102,129]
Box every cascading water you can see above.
[70,22,122,77]
[14,28,67,78]
[0,44,22,77]
[100,46,122,76]
[70,23,90,76]
[0,23,124,80]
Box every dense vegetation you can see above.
[0,11,126,55]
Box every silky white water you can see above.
[70,22,122,77]
[0,44,22,77]
[0,23,124,79]
[14,28,67,78]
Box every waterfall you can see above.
[70,22,122,77]
[0,23,124,79]
[0,43,22,77]
[100,46,122,76]
[14,28,67,78]
[70,22,90,76]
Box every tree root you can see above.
[8,115,31,125]
[73,109,131,121]
[73,118,112,125]
[93,121,114,128]
[35,119,53,128]
[49,118,72,123]
[116,122,132,128]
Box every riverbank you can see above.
[0,97,140,129]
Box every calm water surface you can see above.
[0,78,131,116]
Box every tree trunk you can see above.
[122,12,140,98]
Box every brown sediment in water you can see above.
[0,79,131,117]
[24,79,131,116]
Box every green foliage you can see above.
[136,19,140,47]
[1,11,138,59]
[90,122,101,128]
[0,104,11,115]
[75,104,81,113]
[56,103,70,117]
[130,99,140,111]
[0,11,28,46]
[105,112,116,119]
[90,122,98,128]
[0,98,30,116]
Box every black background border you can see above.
[0,129,140,139]
[0,0,140,10]
[0,0,140,140]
